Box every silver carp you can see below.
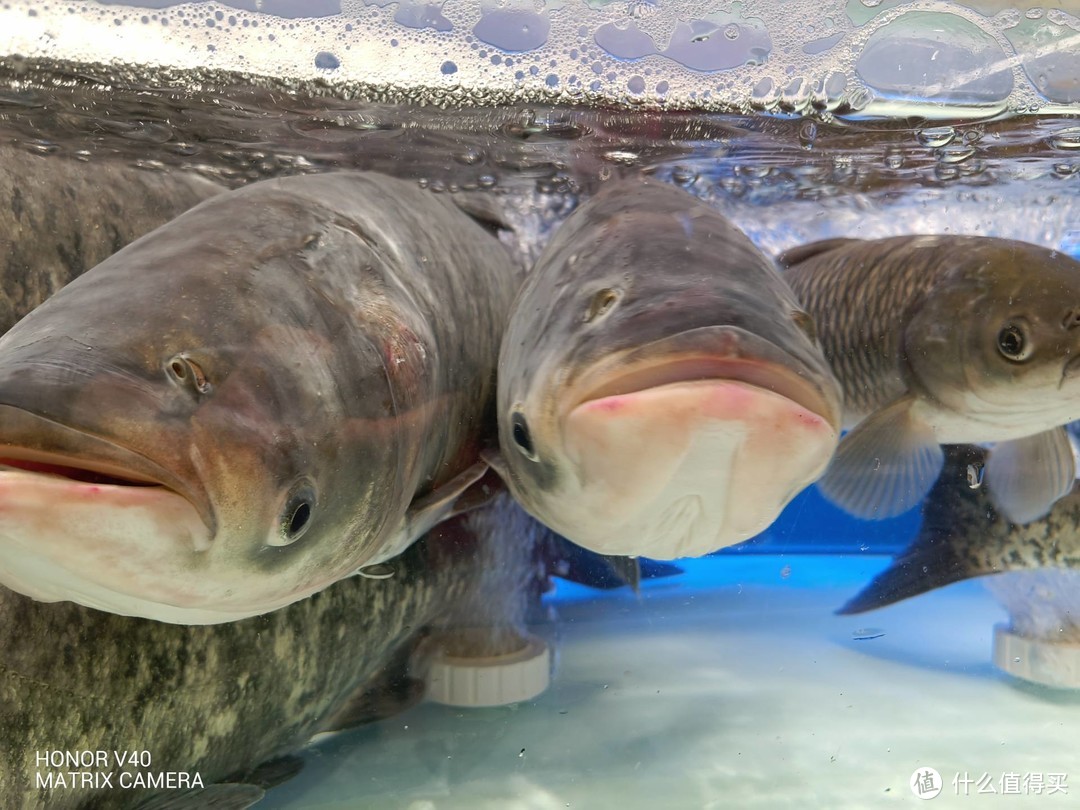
[839,444,1080,615]
[490,177,842,560]
[781,235,1080,524]
[0,171,521,624]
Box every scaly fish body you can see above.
[781,235,1080,524]
[0,503,547,810]
[0,172,521,624]
[492,177,842,560]
[838,444,1080,615]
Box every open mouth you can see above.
[569,354,838,426]
[0,448,163,488]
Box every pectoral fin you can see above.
[985,427,1076,525]
[367,460,493,569]
[404,460,491,541]
[818,397,944,519]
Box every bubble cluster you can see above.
[0,0,1077,117]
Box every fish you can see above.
[838,443,1080,615]
[488,176,843,560]
[0,146,223,333]
[780,235,1080,524]
[0,495,556,810]
[0,171,521,624]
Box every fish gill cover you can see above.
[0,0,1078,118]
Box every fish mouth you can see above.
[0,404,216,534]
[0,448,162,487]
[564,326,841,428]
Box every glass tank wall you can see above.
[0,1,1077,808]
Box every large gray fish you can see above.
[489,177,843,560]
[0,146,223,332]
[0,172,520,624]
[781,235,1080,524]
[839,444,1080,615]
[0,497,551,810]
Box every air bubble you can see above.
[916,127,956,148]
[1050,128,1080,149]
[314,51,339,70]
[440,61,457,75]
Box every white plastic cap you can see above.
[993,624,1080,689]
[426,634,550,708]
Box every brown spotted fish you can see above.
[839,444,1080,614]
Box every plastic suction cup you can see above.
[426,633,550,708]
[993,624,1080,689]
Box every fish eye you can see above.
[510,411,539,462]
[165,354,212,395]
[996,324,1032,362]
[270,482,317,546]
[585,288,620,323]
[792,310,818,344]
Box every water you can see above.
[3,1,1080,807]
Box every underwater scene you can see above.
[0,0,1079,807]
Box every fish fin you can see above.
[984,427,1076,525]
[818,396,944,519]
[241,756,306,792]
[321,644,427,733]
[544,534,643,591]
[838,444,996,614]
[136,783,265,810]
[367,461,492,568]
[480,446,511,479]
[447,465,506,517]
[404,460,491,540]
[776,238,863,269]
[450,191,514,235]
[837,542,975,615]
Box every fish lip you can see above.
[0,405,217,535]
[563,325,842,429]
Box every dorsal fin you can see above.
[776,238,862,269]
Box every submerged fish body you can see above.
[838,444,1080,615]
[0,504,546,810]
[0,172,521,624]
[0,147,223,333]
[781,235,1080,524]
[492,177,842,560]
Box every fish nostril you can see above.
[1063,308,1080,330]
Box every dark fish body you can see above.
[493,177,841,560]
[0,172,521,623]
[0,506,541,810]
[0,147,223,334]
[839,444,1080,615]
[781,235,1080,524]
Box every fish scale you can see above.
[778,234,1080,524]
[782,237,946,424]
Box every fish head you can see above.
[497,179,842,559]
[0,190,410,623]
[905,239,1080,432]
